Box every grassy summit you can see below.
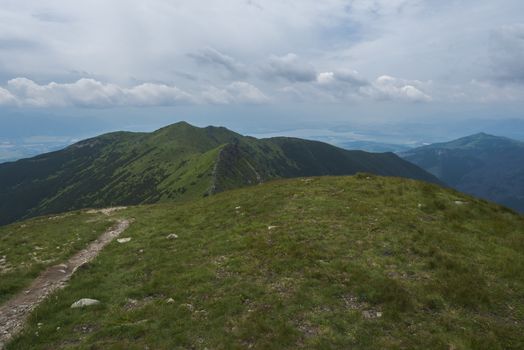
[0,122,438,226]
[4,175,523,349]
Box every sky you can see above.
[1,0,524,150]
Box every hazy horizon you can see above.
[1,1,524,159]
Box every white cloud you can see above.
[0,87,16,105]
[0,1,523,109]
[1,77,273,107]
[2,78,194,107]
[280,71,431,103]
[317,72,335,84]
[317,70,368,87]
[364,75,432,102]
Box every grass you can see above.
[4,175,524,349]
[0,211,114,304]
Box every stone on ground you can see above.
[70,298,101,308]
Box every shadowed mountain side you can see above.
[0,122,439,225]
[401,133,524,213]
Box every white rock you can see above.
[235,206,241,210]
[166,298,175,304]
[117,237,132,243]
[182,303,194,311]
[267,226,278,230]
[166,233,178,239]
[70,298,101,308]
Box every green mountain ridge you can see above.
[2,175,523,349]
[0,122,438,226]
[401,133,524,213]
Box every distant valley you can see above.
[0,138,74,163]
[338,140,413,153]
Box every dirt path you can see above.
[0,219,131,349]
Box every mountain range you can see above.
[0,122,438,226]
[401,133,524,213]
[1,123,523,349]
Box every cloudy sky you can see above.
[1,0,524,147]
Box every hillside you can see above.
[0,122,438,226]
[2,175,523,349]
[401,133,524,213]
[0,211,114,305]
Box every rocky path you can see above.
[0,219,131,349]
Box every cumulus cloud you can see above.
[1,78,194,108]
[0,87,17,105]
[202,81,269,104]
[280,70,431,103]
[0,77,273,107]
[306,70,371,101]
[317,70,369,87]
[0,71,433,108]
[363,75,432,102]
[263,54,317,82]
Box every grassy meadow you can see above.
[2,175,524,349]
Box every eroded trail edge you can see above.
[0,219,131,348]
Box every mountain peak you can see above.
[467,132,501,140]
[451,132,521,148]
[153,121,239,137]
[471,132,490,137]
[154,121,196,132]
[411,132,521,151]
